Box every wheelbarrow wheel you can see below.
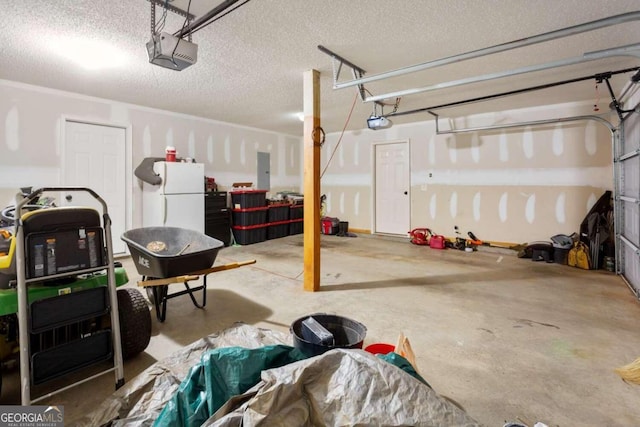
[117,288,151,360]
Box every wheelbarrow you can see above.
[122,226,255,322]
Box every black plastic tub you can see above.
[268,204,290,222]
[289,219,303,235]
[290,205,304,220]
[290,314,367,357]
[267,220,289,240]
[230,190,267,209]
[232,224,267,245]
[121,227,223,278]
[232,207,268,226]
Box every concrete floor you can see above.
[2,233,640,426]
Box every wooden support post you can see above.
[303,69,321,292]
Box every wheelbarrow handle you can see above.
[137,259,257,287]
[190,259,257,275]
[138,275,200,288]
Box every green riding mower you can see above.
[0,187,150,405]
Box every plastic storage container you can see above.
[268,204,290,222]
[232,207,268,226]
[267,220,289,240]
[290,205,304,220]
[289,219,303,235]
[232,223,268,245]
[230,190,267,209]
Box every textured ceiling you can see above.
[1,0,639,136]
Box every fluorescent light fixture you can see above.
[53,37,128,70]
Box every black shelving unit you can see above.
[205,191,231,246]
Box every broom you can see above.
[615,357,640,384]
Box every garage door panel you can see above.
[619,93,639,295]
[623,201,640,246]
[622,110,639,152]
[622,244,640,291]
[622,157,639,196]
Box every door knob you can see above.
[404,191,408,195]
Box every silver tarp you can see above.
[75,324,480,426]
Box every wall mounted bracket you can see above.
[147,0,196,20]
[597,72,639,120]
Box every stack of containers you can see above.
[267,203,290,239]
[231,190,268,245]
[289,204,304,235]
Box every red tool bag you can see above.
[408,228,432,245]
[429,234,446,249]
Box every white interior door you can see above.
[63,121,127,254]
[375,141,410,235]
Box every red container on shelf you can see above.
[165,146,176,162]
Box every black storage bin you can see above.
[268,204,290,222]
[205,191,228,210]
[289,219,304,235]
[267,220,290,240]
[230,190,267,209]
[232,224,268,245]
[232,207,268,226]
[290,205,304,220]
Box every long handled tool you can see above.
[138,259,256,322]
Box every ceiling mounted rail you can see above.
[428,111,616,135]
[329,11,640,90]
[365,43,640,103]
[174,0,240,38]
[385,67,640,118]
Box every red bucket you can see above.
[364,343,395,355]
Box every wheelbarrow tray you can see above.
[122,227,223,279]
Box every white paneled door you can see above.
[63,121,127,254]
[375,141,410,235]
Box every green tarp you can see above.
[154,345,427,427]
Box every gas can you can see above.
[165,146,176,162]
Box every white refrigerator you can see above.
[142,161,205,234]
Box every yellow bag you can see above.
[568,242,591,270]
